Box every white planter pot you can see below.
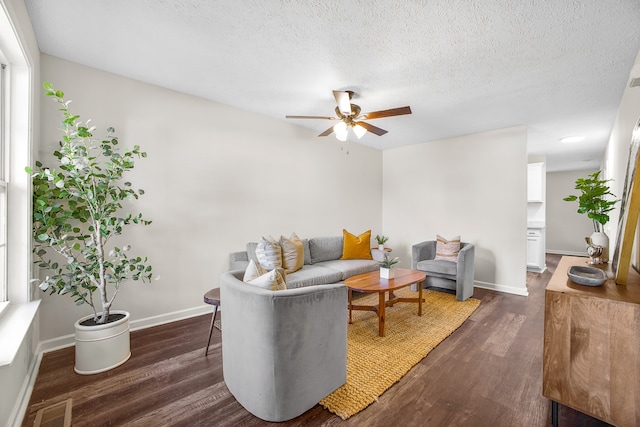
[589,231,609,263]
[380,267,394,279]
[74,310,131,375]
[378,244,385,251]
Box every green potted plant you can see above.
[379,253,400,279]
[563,170,619,262]
[375,234,388,250]
[26,83,154,374]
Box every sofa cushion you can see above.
[340,229,373,260]
[316,259,380,280]
[246,242,259,264]
[284,264,344,289]
[434,235,461,262]
[416,259,457,277]
[256,236,282,270]
[309,236,343,264]
[245,268,287,291]
[280,233,304,273]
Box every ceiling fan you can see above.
[285,90,412,141]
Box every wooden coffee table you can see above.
[345,268,426,337]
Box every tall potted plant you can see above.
[563,170,619,262]
[26,83,154,374]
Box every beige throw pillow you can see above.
[255,236,282,270]
[434,235,461,262]
[246,268,287,291]
[280,233,304,274]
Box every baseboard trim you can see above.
[546,249,587,257]
[474,280,529,297]
[38,305,215,354]
[527,265,547,273]
[9,348,43,427]
[130,305,213,332]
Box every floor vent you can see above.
[33,398,72,427]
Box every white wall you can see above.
[602,48,640,268]
[382,126,528,296]
[38,55,383,343]
[546,169,597,255]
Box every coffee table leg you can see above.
[349,288,353,324]
[418,280,423,316]
[379,291,385,337]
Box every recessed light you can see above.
[560,136,585,143]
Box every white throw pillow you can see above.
[246,268,287,291]
[243,259,268,282]
[255,236,282,270]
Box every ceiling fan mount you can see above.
[335,104,361,122]
[286,90,412,140]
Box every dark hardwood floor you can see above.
[22,254,612,426]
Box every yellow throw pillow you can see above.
[340,229,373,260]
[280,233,304,274]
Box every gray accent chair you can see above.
[411,241,475,301]
[220,270,347,422]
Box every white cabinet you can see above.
[527,162,544,202]
[527,228,546,273]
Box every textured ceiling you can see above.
[24,0,640,171]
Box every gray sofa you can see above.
[222,236,379,421]
[412,240,475,301]
[220,270,348,422]
[229,236,380,288]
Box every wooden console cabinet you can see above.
[543,256,640,426]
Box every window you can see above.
[0,2,34,309]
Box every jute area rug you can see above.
[320,288,481,420]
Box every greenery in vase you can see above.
[25,82,154,324]
[375,234,388,245]
[379,253,400,269]
[563,170,619,233]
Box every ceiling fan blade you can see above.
[286,115,337,120]
[333,90,353,115]
[318,126,334,137]
[362,106,412,120]
[356,121,388,136]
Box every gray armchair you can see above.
[220,270,347,422]
[411,241,475,301]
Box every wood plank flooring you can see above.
[22,254,613,426]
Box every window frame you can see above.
[0,61,7,304]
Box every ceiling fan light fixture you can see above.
[353,124,367,139]
[334,122,348,141]
[336,131,348,142]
